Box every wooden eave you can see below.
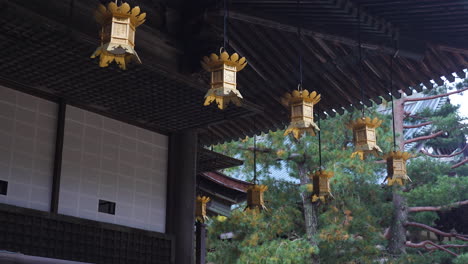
[197,148,244,173]
[0,0,467,144]
[198,171,251,204]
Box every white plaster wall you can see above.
[59,106,168,233]
[0,86,57,211]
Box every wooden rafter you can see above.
[209,9,426,60]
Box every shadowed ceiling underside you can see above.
[0,0,467,144]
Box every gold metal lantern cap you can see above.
[201,50,248,110]
[310,170,334,203]
[347,117,383,160]
[385,151,412,186]
[195,196,211,223]
[245,184,268,211]
[91,2,146,70]
[281,89,321,139]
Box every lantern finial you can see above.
[384,151,412,186]
[347,116,383,160]
[310,170,334,203]
[201,50,248,109]
[195,196,211,223]
[91,2,146,70]
[281,89,321,139]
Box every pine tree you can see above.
[386,81,468,260]
[206,80,468,263]
[209,107,394,263]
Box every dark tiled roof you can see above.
[201,171,252,193]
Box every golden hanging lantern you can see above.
[200,49,248,110]
[385,151,412,186]
[310,170,334,203]
[245,184,268,211]
[281,89,321,139]
[347,117,383,160]
[195,196,211,223]
[91,2,146,70]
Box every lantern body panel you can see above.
[385,151,412,186]
[247,189,263,207]
[310,170,333,203]
[319,176,331,195]
[245,184,268,211]
[91,2,145,70]
[210,64,237,89]
[348,117,383,160]
[282,90,321,139]
[201,52,247,110]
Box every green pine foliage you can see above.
[207,82,468,263]
[453,253,468,264]
[207,179,312,264]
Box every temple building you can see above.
[0,0,467,263]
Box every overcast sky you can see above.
[449,93,468,119]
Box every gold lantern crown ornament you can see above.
[310,170,334,203]
[385,151,412,186]
[200,49,248,110]
[91,1,146,70]
[281,89,321,140]
[347,117,383,160]
[195,196,211,223]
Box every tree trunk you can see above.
[299,164,320,264]
[388,98,408,256]
[388,187,408,256]
[394,98,405,151]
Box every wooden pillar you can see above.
[166,130,198,264]
[50,99,66,213]
[196,222,207,264]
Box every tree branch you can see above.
[404,121,433,129]
[242,147,274,153]
[275,153,303,161]
[420,145,468,158]
[406,115,429,120]
[409,200,468,213]
[405,241,460,257]
[427,244,468,251]
[403,87,468,103]
[452,158,468,169]
[405,222,468,241]
[404,131,445,145]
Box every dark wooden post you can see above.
[166,130,198,264]
[50,99,66,213]
[196,222,207,264]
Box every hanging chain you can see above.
[299,55,303,90]
[253,132,257,184]
[223,0,228,49]
[390,39,397,151]
[317,109,322,170]
[210,128,214,151]
[296,0,303,91]
[357,5,365,117]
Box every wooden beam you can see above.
[324,0,396,37]
[209,10,425,60]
